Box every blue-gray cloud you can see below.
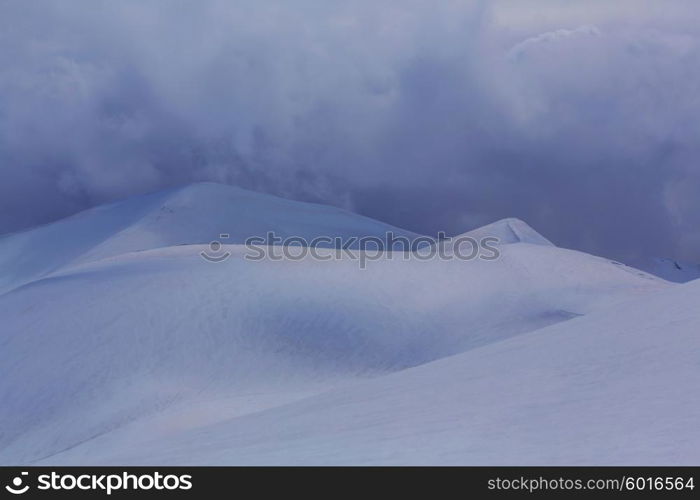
[1,0,699,265]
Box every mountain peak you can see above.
[0,182,421,295]
[458,218,553,246]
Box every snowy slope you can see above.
[0,183,693,466]
[0,183,421,295]
[455,217,554,246]
[48,278,699,466]
[0,240,663,464]
[634,257,700,283]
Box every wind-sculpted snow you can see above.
[0,183,692,465]
[457,218,554,247]
[48,279,700,465]
[0,183,421,295]
[0,241,663,464]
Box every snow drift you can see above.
[48,278,700,465]
[0,182,421,295]
[0,182,696,465]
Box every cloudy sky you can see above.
[1,0,699,265]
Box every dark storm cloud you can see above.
[0,0,699,265]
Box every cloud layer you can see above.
[1,0,699,264]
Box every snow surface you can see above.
[0,183,421,296]
[0,182,696,465]
[455,217,554,246]
[43,278,700,466]
[634,257,700,283]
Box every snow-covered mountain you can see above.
[635,257,700,283]
[0,182,696,465]
[0,182,421,295]
[456,217,554,246]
